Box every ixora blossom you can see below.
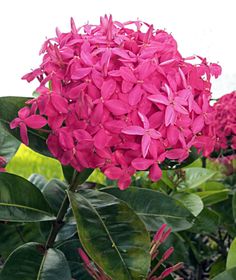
[11,15,221,190]
[212,91,236,152]
[79,224,183,280]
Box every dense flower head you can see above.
[212,91,236,152]
[11,15,221,190]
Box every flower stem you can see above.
[45,169,93,249]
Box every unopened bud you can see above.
[160,227,172,243]
[153,224,167,242]
[162,247,174,261]
[78,248,90,266]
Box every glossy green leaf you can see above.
[0,123,20,162]
[182,167,217,189]
[0,96,51,157]
[68,189,150,280]
[28,173,48,191]
[173,193,204,217]
[57,239,93,280]
[0,223,44,259]
[212,267,236,280]
[102,187,194,232]
[190,208,219,234]
[0,242,71,280]
[226,238,236,270]
[42,179,67,214]
[0,173,54,222]
[197,190,229,206]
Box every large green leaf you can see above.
[196,190,229,206]
[0,96,51,157]
[0,223,44,259]
[57,239,93,280]
[212,267,236,280]
[182,167,217,189]
[226,238,236,270]
[0,172,54,222]
[173,193,203,217]
[102,187,194,232]
[0,242,71,280]
[190,208,219,234]
[68,189,150,280]
[0,123,20,162]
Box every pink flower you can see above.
[10,107,47,145]
[11,15,220,189]
[210,91,236,153]
[148,84,188,126]
[122,112,161,158]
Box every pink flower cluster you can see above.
[213,91,236,151]
[11,15,221,189]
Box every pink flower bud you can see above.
[162,247,174,261]
[160,228,172,243]
[159,267,174,279]
[153,224,167,242]
[78,248,90,266]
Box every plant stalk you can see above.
[45,169,92,249]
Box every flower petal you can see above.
[104,166,123,180]
[129,84,143,106]
[165,105,176,126]
[148,94,169,105]
[132,158,154,170]
[142,134,151,158]
[105,99,131,115]
[149,163,162,181]
[101,78,116,99]
[24,115,47,129]
[119,66,137,83]
[122,126,144,135]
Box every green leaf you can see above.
[28,174,48,191]
[68,189,150,280]
[0,123,20,162]
[190,208,219,234]
[197,190,229,206]
[226,238,236,270]
[212,267,236,280]
[0,242,71,280]
[202,181,226,191]
[102,187,194,232]
[6,145,64,181]
[0,173,55,222]
[209,256,226,279]
[42,179,67,214]
[57,239,93,280]
[0,96,51,157]
[173,193,204,217]
[182,167,217,189]
[0,223,44,259]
